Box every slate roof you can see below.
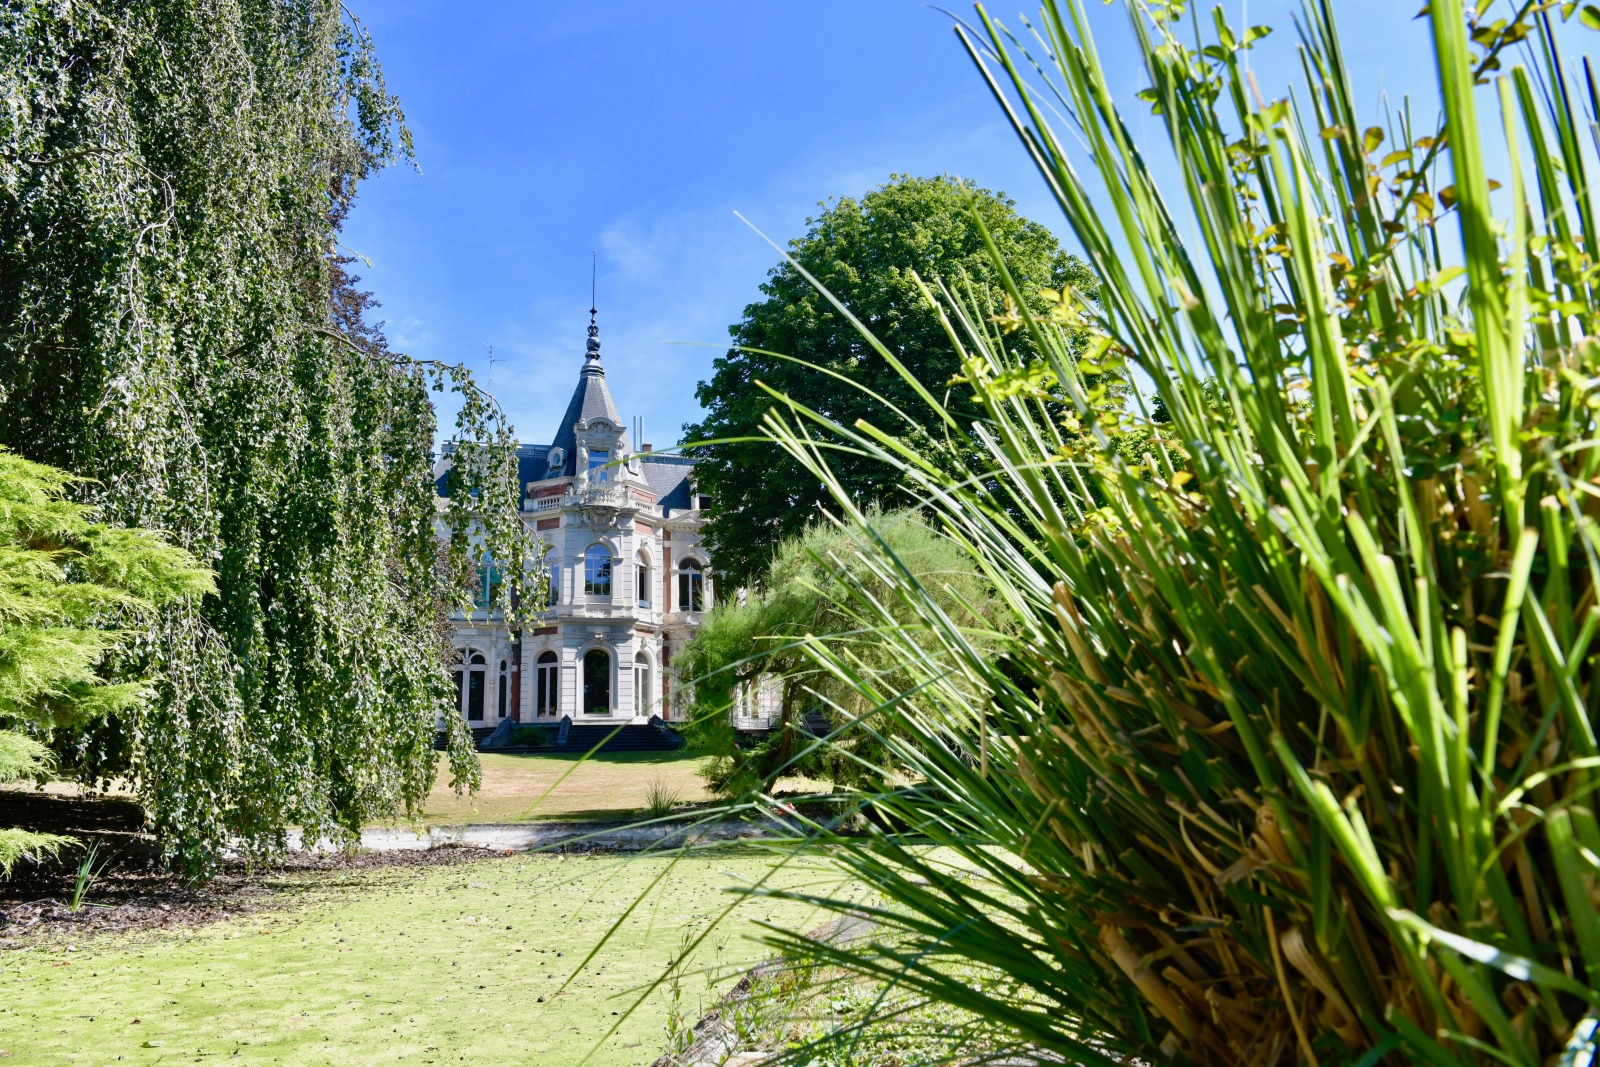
[516,443,552,487]
[434,442,551,497]
[547,359,622,477]
[435,315,699,504]
[550,314,621,477]
[641,453,697,512]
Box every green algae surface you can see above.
[0,851,858,1065]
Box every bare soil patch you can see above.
[0,786,505,948]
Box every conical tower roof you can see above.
[547,309,622,477]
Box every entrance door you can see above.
[583,648,611,715]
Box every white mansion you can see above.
[438,311,724,730]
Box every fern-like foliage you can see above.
[0,447,212,876]
[0,828,71,878]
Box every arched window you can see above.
[678,559,705,613]
[584,545,612,599]
[636,551,652,609]
[545,561,561,606]
[634,654,653,717]
[535,651,559,715]
[453,649,488,721]
[583,648,611,714]
[497,659,510,719]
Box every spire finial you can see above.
[585,251,601,362]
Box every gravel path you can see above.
[304,816,785,854]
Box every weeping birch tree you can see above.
[0,0,534,871]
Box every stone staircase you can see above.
[557,721,685,754]
[436,716,686,755]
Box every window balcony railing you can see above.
[578,485,628,508]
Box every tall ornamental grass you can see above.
[737,1,1600,1063]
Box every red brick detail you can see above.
[635,521,652,535]
[662,529,671,541]
[529,626,557,637]
[529,484,566,499]
[536,517,559,531]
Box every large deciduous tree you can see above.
[0,0,532,872]
[684,174,1094,587]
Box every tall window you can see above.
[634,657,652,717]
[583,648,611,714]
[454,649,488,721]
[473,561,501,611]
[678,560,705,612]
[535,651,559,715]
[584,545,612,599]
[588,449,610,485]
[497,659,509,719]
[545,562,561,606]
[636,552,652,608]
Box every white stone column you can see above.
[618,639,636,720]
[561,643,578,718]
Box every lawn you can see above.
[409,751,826,826]
[411,751,717,825]
[0,850,861,1066]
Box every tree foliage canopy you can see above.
[684,174,1094,586]
[0,448,212,875]
[678,509,998,796]
[0,0,533,871]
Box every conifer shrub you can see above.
[734,2,1600,1063]
[0,448,212,876]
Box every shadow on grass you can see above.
[483,749,706,767]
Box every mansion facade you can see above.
[438,311,744,730]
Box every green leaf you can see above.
[1389,910,1600,1005]
[1581,4,1600,29]
[1258,99,1289,126]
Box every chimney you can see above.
[641,443,653,452]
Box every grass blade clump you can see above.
[643,774,685,820]
[731,2,1600,1064]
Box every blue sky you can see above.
[340,2,1445,450]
